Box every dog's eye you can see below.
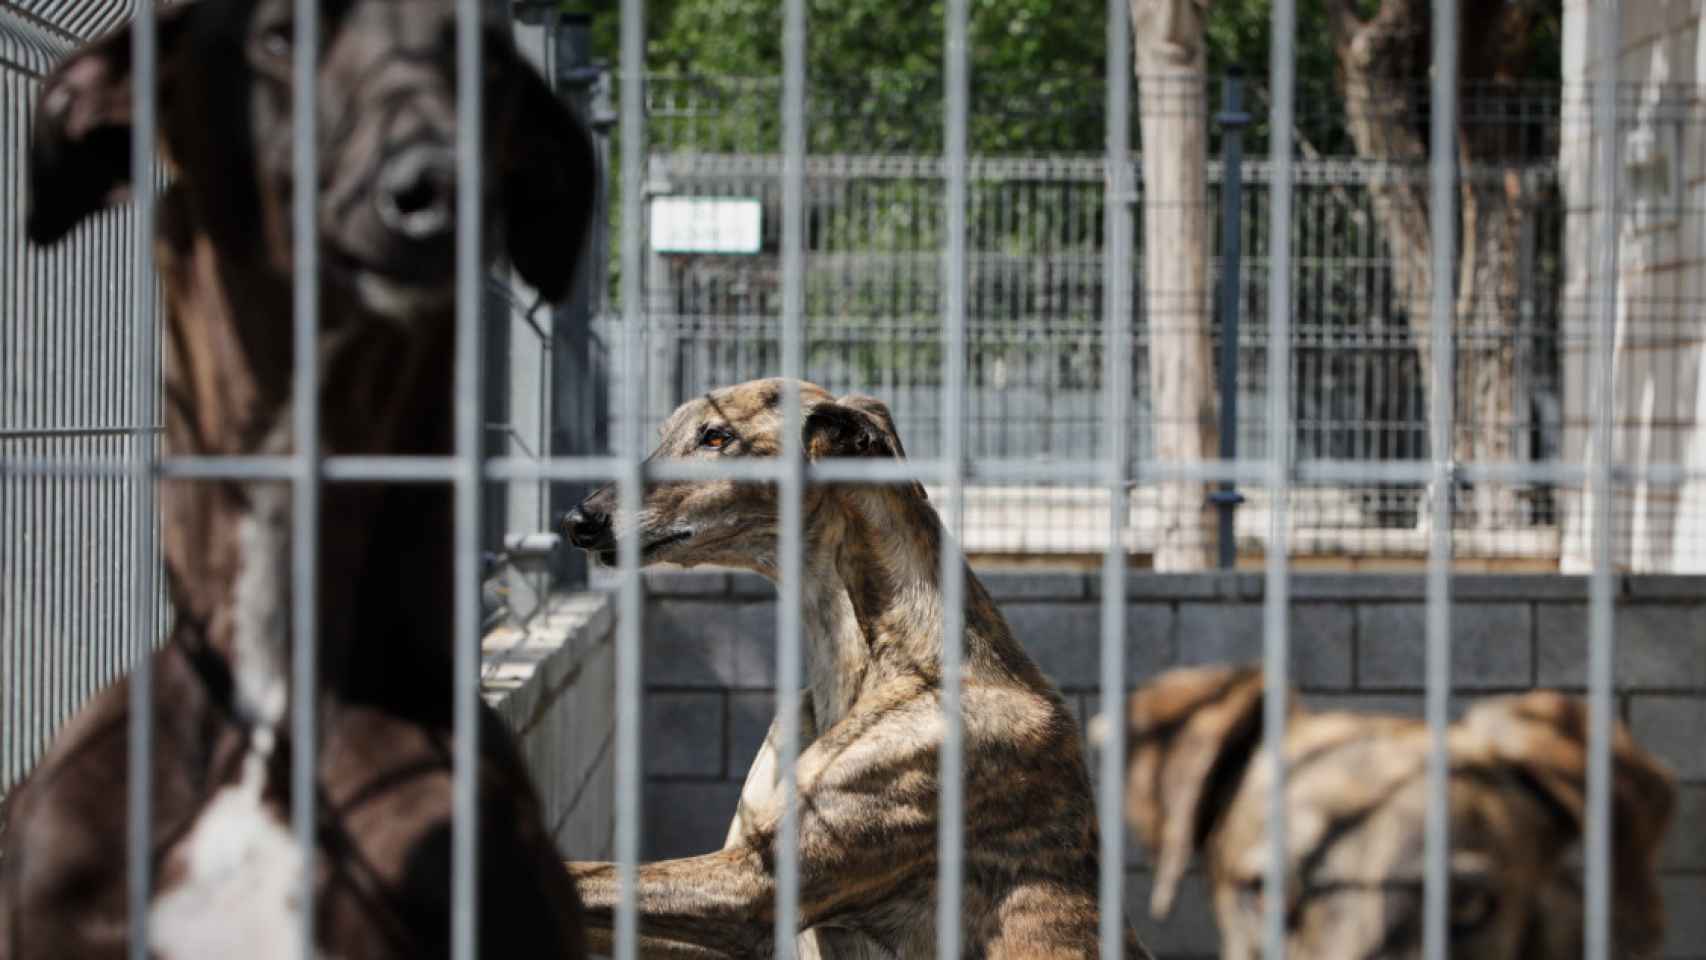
[1449,885,1498,939]
[1237,878,1265,917]
[259,22,292,60]
[699,427,734,450]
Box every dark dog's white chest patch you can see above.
[149,421,315,958]
[148,743,319,960]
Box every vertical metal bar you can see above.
[1098,0,1132,953]
[126,1,159,956]
[937,0,969,954]
[1262,1,1296,958]
[1585,3,1622,957]
[290,0,322,956]
[1214,72,1249,570]
[1421,1,1457,957]
[616,0,648,954]
[451,0,484,956]
[3,73,15,791]
[774,0,807,953]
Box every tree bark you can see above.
[1133,0,1218,570]
[1327,0,1548,529]
[1454,149,1526,525]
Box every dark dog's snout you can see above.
[561,506,613,551]
[376,145,455,241]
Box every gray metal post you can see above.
[645,154,676,430]
[1097,0,1133,951]
[498,7,549,623]
[1585,4,1623,955]
[451,0,486,954]
[1212,71,1248,569]
[1262,3,1297,956]
[1421,1,1458,954]
[126,4,160,956]
[550,13,614,588]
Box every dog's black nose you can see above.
[561,506,612,550]
[376,145,455,241]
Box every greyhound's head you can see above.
[1105,666,1676,960]
[563,377,917,573]
[27,0,594,316]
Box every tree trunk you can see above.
[1133,0,1218,570]
[1328,0,1545,531]
[1455,161,1526,525]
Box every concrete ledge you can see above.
[592,568,1706,604]
[979,570,1091,601]
[642,570,730,595]
[482,591,616,860]
[1091,572,1706,602]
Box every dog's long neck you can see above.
[156,192,459,720]
[791,485,1028,729]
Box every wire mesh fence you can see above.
[0,0,171,793]
[0,0,1698,958]
[591,75,1592,563]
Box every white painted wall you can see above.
[1560,0,1706,572]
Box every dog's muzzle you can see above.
[561,506,613,552]
[560,506,693,566]
[375,145,455,242]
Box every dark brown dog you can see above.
[1,2,595,956]
[1101,665,1676,959]
[561,378,1151,959]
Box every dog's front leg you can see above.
[724,692,818,850]
[568,849,774,958]
[724,697,886,960]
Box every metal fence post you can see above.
[550,13,614,588]
[1261,3,1297,956]
[1212,70,1248,569]
[125,5,160,956]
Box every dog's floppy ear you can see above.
[1463,691,1676,956]
[803,394,907,461]
[489,42,598,303]
[27,4,195,246]
[1121,664,1287,920]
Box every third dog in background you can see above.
[1095,665,1675,959]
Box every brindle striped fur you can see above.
[1103,665,1676,959]
[563,378,1151,958]
[2,2,594,956]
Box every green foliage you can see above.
[563,0,1559,157]
[564,0,1325,154]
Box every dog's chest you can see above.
[147,750,327,960]
[835,898,933,959]
[800,577,867,727]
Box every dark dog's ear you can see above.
[834,394,909,459]
[1119,664,1289,920]
[1464,691,1676,956]
[27,5,195,246]
[489,42,598,303]
[809,393,926,499]
[803,394,908,460]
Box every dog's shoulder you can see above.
[0,644,234,958]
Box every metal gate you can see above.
[0,2,1654,960]
[0,0,169,792]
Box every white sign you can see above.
[649,197,763,254]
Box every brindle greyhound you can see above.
[1096,665,1677,959]
[1,1,595,956]
[561,378,1152,959]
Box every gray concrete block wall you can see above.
[483,591,617,861]
[640,570,1706,959]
